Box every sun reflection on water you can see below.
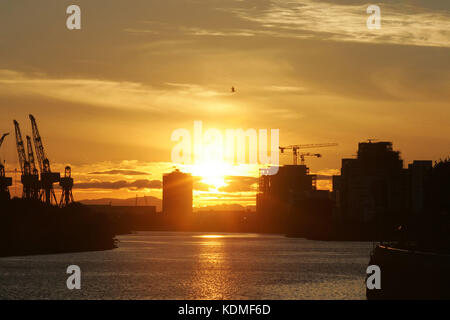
[188,234,235,299]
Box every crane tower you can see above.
[26,135,40,199]
[59,166,74,207]
[13,120,39,199]
[29,115,60,205]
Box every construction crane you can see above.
[26,135,40,199]
[298,153,322,165]
[29,114,60,205]
[279,143,338,165]
[0,132,12,201]
[59,166,74,207]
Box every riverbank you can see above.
[0,199,118,257]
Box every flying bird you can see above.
[231,86,236,93]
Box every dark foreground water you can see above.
[0,232,373,299]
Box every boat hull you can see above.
[367,245,450,300]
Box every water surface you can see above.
[0,232,373,299]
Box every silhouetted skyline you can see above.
[1,1,449,206]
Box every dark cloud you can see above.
[88,169,150,175]
[74,179,161,190]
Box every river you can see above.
[0,232,373,299]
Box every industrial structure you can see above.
[14,120,39,199]
[26,136,40,199]
[29,114,61,205]
[163,169,193,216]
[7,115,73,206]
[59,166,74,207]
[0,133,12,201]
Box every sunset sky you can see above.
[0,0,449,207]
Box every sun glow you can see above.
[184,161,261,190]
[176,160,263,207]
[196,235,225,239]
[187,161,231,191]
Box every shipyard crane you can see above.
[26,136,37,174]
[29,114,46,173]
[26,135,40,199]
[29,114,60,205]
[279,143,338,165]
[14,120,37,199]
[0,132,12,201]
[59,166,74,207]
[14,121,28,175]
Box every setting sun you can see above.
[196,235,225,239]
[184,161,234,191]
[191,162,228,191]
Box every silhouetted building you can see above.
[332,141,433,224]
[333,141,405,223]
[257,165,317,217]
[406,160,432,215]
[163,169,193,216]
[257,164,334,235]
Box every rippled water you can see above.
[0,232,373,299]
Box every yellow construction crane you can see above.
[279,143,338,165]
